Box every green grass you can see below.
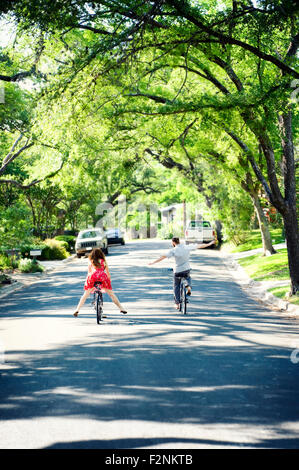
[237,248,299,306]
[268,286,299,306]
[238,248,289,281]
[226,228,285,253]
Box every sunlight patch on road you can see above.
[121,384,254,393]
[1,417,299,449]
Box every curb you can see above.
[0,254,77,300]
[220,251,299,317]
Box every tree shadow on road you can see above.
[44,436,299,449]
[1,312,299,448]
[1,242,299,448]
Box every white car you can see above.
[75,229,109,258]
[185,220,216,245]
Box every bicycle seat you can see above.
[94,281,102,289]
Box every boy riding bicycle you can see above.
[149,237,215,309]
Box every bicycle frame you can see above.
[93,281,103,323]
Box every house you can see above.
[159,203,184,225]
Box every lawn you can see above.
[237,248,289,281]
[226,228,285,253]
[220,215,298,307]
[237,248,299,306]
[269,287,299,306]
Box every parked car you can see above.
[75,229,109,257]
[105,228,125,246]
[185,220,216,245]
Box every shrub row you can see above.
[40,239,70,260]
[0,238,71,266]
[18,258,44,273]
[0,255,44,274]
[54,235,76,252]
[0,253,18,270]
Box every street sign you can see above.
[30,250,42,256]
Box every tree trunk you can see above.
[282,205,299,295]
[279,109,299,295]
[250,190,277,256]
[241,109,298,294]
[56,209,66,235]
[215,220,223,243]
[26,194,37,235]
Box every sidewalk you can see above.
[220,242,299,317]
[0,254,77,300]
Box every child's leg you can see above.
[103,289,126,312]
[74,289,92,315]
[173,274,181,305]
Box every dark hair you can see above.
[89,247,106,268]
[172,237,180,244]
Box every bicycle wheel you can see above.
[96,292,103,324]
[182,285,187,315]
[179,282,183,312]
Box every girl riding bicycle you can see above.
[73,247,127,317]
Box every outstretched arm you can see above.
[196,240,216,249]
[148,255,167,266]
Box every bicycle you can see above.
[93,281,104,324]
[168,268,190,315]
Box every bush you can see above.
[54,235,76,252]
[157,222,183,240]
[18,258,44,273]
[41,239,70,260]
[1,238,70,263]
[0,272,13,284]
[0,254,18,270]
[20,242,47,258]
[158,225,173,240]
[0,254,11,270]
[0,203,33,249]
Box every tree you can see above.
[142,111,276,254]
[25,182,63,238]
[1,0,298,292]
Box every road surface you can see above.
[1,240,299,449]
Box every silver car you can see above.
[75,229,109,258]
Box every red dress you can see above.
[84,259,112,291]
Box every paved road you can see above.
[1,240,299,449]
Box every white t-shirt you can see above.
[166,243,198,273]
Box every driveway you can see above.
[1,240,299,449]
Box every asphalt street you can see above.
[1,240,299,449]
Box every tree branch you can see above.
[221,126,275,204]
[0,70,35,82]
[144,147,186,172]
[0,33,45,82]
[286,33,299,58]
[74,23,112,34]
[124,92,169,103]
[0,158,66,189]
[0,138,34,176]
[167,118,198,148]
[166,0,299,79]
